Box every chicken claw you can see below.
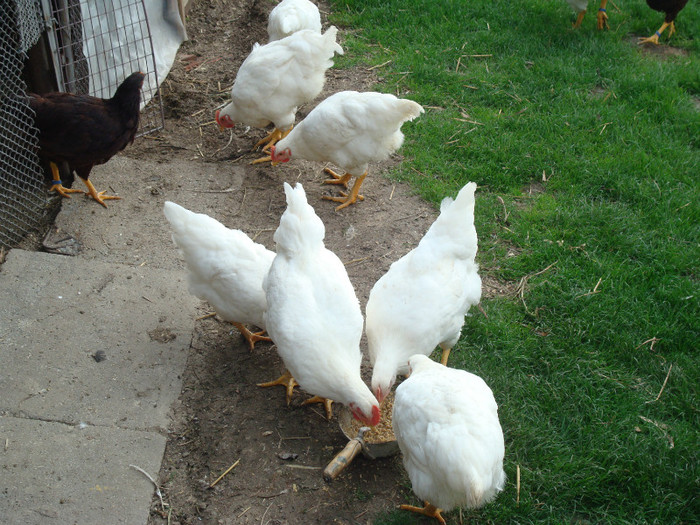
[322,168,352,188]
[596,0,609,30]
[596,9,609,30]
[82,178,121,208]
[254,126,293,153]
[301,395,334,420]
[322,172,367,211]
[48,162,85,198]
[230,321,272,351]
[258,371,298,405]
[572,10,586,29]
[399,502,446,525]
[638,21,674,45]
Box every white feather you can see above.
[219,27,343,132]
[163,201,274,329]
[366,182,481,398]
[274,90,424,176]
[267,0,322,41]
[263,183,378,417]
[393,355,506,511]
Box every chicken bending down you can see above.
[262,182,380,426]
[270,91,424,210]
[638,0,689,44]
[163,202,275,350]
[29,71,145,207]
[215,27,343,162]
[366,182,481,403]
[393,355,506,524]
[566,0,610,29]
[267,0,321,41]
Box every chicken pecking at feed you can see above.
[366,182,481,403]
[270,90,424,210]
[260,182,380,426]
[567,0,610,30]
[29,71,145,207]
[267,0,321,42]
[215,27,343,162]
[638,0,689,44]
[163,201,275,350]
[393,355,506,525]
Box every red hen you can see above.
[29,71,145,207]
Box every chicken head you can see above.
[349,402,381,427]
[215,110,235,130]
[269,145,292,163]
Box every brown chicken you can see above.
[638,0,689,44]
[29,71,145,207]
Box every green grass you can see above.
[329,0,699,523]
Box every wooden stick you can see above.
[647,364,672,403]
[516,464,521,505]
[209,458,240,488]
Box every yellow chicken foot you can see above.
[254,126,292,153]
[638,21,673,45]
[572,10,586,29]
[399,501,446,525]
[596,0,609,30]
[322,168,352,188]
[81,178,121,208]
[258,371,298,405]
[230,321,272,351]
[48,162,84,198]
[301,396,334,420]
[322,172,367,211]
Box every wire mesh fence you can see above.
[0,0,165,250]
[45,0,164,136]
[0,0,46,250]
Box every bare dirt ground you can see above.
[116,1,440,523]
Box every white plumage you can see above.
[393,355,506,521]
[215,27,343,151]
[271,90,424,210]
[163,201,275,349]
[366,182,481,402]
[267,0,322,41]
[262,182,380,425]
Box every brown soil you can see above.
[126,1,443,524]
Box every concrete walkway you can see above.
[0,249,196,524]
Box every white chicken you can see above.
[260,182,380,426]
[366,182,481,403]
[267,0,321,42]
[215,27,343,161]
[567,0,609,29]
[163,201,275,350]
[393,354,506,524]
[270,90,424,210]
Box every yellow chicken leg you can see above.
[596,0,609,30]
[638,21,673,45]
[572,10,586,29]
[81,178,121,208]
[400,501,446,525]
[48,162,84,198]
[439,345,452,366]
[258,371,298,405]
[322,172,367,211]
[301,396,334,420]
[230,322,272,351]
